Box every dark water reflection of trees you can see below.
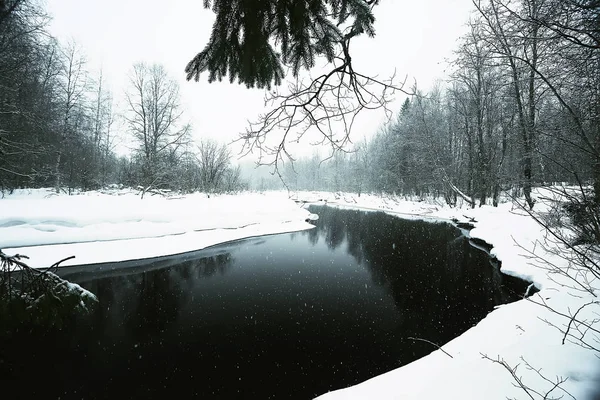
[67,253,235,377]
[305,205,511,358]
[84,253,234,336]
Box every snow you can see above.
[1,187,599,399]
[0,188,315,267]
[291,190,600,400]
[61,276,99,304]
[28,271,99,313]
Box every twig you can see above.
[406,336,453,358]
[481,353,536,400]
[562,301,599,345]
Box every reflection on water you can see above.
[304,206,518,354]
[3,206,524,400]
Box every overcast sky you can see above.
[46,0,474,160]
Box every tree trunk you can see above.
[54,150,61,193]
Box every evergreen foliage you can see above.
[185,0,379,88]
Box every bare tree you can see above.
[55,41,88,192]
[474,0,548,209]
[196,139,231,193]
[92,67,106,151]
[222,165,243,193]
[450,19,510,206]
[125,63,190,196]
[91,68,117,187]
[351,139,370,196]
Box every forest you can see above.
[259,0,599,211]
[1,0,598,210]
[0,0,244,195]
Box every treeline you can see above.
[0,1,108,191]
[0,0,243,195]
[277,0,599,208]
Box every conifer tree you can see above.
[185,0,379,89]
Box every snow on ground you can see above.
[291,190,600,400]
[0,188,314,267]
[2,187,599,399]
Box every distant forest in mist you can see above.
[1,0,598,207]
[246,0,600,210]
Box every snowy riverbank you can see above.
[0,188,315,267]
[291,191,600,400]
[1,188,598,399]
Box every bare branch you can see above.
[406,337,453,358]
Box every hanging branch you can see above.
[185,0,413,176]
[237,45,411,177]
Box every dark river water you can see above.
[3,205,528,399]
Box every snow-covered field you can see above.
[0,188,315,267]
[1,188,599,399]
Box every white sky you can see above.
[46,0,474,160]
